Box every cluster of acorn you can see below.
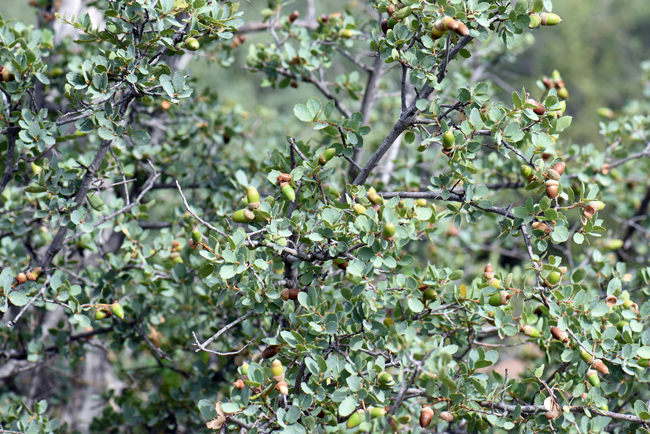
[430,16,469,39]
[527,12,562,29]
[542,70,569,100]
[232,186,261,223]
[523,160,566,200]
[95,302,125,320]
[169,239,183,264]
[484,264,512,307]
[14,267,41,285]
[0,65,15,82]
[351,188,405,242]
[276,173,296,202]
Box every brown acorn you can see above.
[277,173,292,184]
[601,164,610,175]
[592,359,609,375]
[281,288,300,301]
[454,21,469,36]
[552,161,565,176]
[381,19,389,34]
[550,326,569,343]
[171,240,180,249]
[26,271,36,281]
[15,273,27,284]
[442,16,458,31]
[526,99,546,116]
[484,263,494,280]
[532,221,551,235]
[545,180,559,199]
[288,10,299,23]
[233,379,245,390]
[419,405,433,428]
[542,77,555,89]
[275,380,289,395]
[440,411,453,422]
[261,346,279,359]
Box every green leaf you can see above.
[338,396,356,417]
[130,130,151,146]
[8,291,29,306]
[198,399,217,419]
[294,104,313,122]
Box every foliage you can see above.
[1,1,650,434]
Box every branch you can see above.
[192,310,255,352]
[176,180,228,238]
[0,128,17,203]
[4,275,51,328]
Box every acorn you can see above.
[353,204,367,216]
[339,29,353,38]
[431,21,446,39]
[526,99,546,116]
[233,379,245,390]
[415,199,427,207]
[26,270,37,281]
[387,16,400,29]
[545,180,559,200]
[546,168,561,181]
[282,185,295,202]
[333,258,348,270]
[420,405,433,428]
[381,19,389,34]
[520,165,535,181]
[522,325,541,338]
[580,350,593,364]
[592,359,609,375]
[241,363,249,375]
[15,273,27,284]
[261,346,279,359]
[368,190,383,205]
[288,10,299,23]
[111,303,125,319]
[346,410,363,429]
[383,222,396,240]
[275,380,288,395]
[185,37,200,51]
[532,221,551,234]
[319,148,336,165]
[171,240,180,249]
[442,16,458,31]
[378,372,393,385]
[247,186,260,209]
[483,263,494,281]
[440,411,453,422]
[616,320,629,332]
[1,67,14,82]
[386,4,396,15]
[233,209,251,223]
[424,288,437,301]
[528,13,541,28]
[95,310,107,320]
[552,161,565,176]
[542,76,554,89]
[192,229,202,243]
[271,359,285,381]
[454,21,469,36]
[550,326,569,343]
[442,130,455,149]
[557,87,569,100]
[370,407,386,418]
[638,358,650,368]
[383,317,394,327]
[277,173,292,184]
[281,288,300,301]
[540,12,562,26]
[489,290,509,307]
[586,201,605,211]
[597,107,615,119]
[546,270,562,287]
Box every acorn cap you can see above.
[583,204,596,219]
[271,359,285,381]
[16,273,27,284]
[592,359,609,375]
[243,209,255,221]
[605,295,617,307]
[440,411,453,422]
[275,380,288,395]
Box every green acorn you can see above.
[383,317,394,327]
[616,320,629,331]
[346,410,363,429]
[586,201,605,211]
[415,199,427,207]
[233,209,251,223]
[522,325,541,338]
[424,288,437,300]
[546,270,561,286]
[282,184,295,202]
[557,87,569,100]
[111,303,125,319]
[489,290,509,306]
[192,229,202,243]
[638,358,650,368]
[241,363,249,375]
[580,350,593,364]
[587,369,600,387]
[353,204,367,216]
[528,13,541,28]
[370,406,386,418]
[95,309,107,320]
[442,130,455,149]
[387,16,400,29]
[540,12,561,26]
[185,37,200,51]
[378,372,393,385]
[368,190,383,205]
[520,164,535,181]
[247,186,260,208]
[319,148,336,165]
[339,29,353,38]
[383,222,396,240]
[623,299,634,309]
[598,404,609,412]
[431,21,446,39]
[271,359,285,381]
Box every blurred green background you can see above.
[4,0,650,146]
